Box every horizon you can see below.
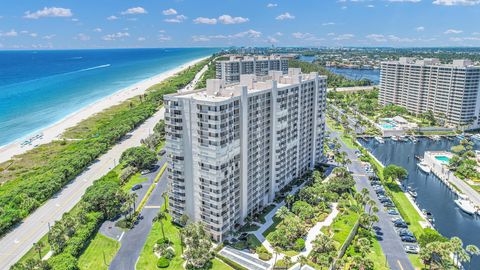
[1,0,480,49]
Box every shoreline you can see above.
[0,56,209,163]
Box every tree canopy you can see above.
[120,146,157,170]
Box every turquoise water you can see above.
[435,155,451,164]
[381,123,395,129]
[0,48,219,146]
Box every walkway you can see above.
[330,129,415,270]
[219,246,270,270]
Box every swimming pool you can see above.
[435,155,451,164]
[381,123,395,129]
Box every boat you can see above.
[409,136,417,143]
[415,155,422,160]
[455,196,476,215]
[472,134,480,141]
[407,187,418,198]
[422,209,435,223]
[399,135,408,142]
[432,135,441,141]
[417,161,431,174]
[457,134,465,140]
[391,135,399,141]
[374,136,385,143]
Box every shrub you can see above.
[157,256,170,268]
[163,247,176,260]
[258,252,272,261]
[156,237,170,245]
[294,238,305,251]
[48,253,79,270]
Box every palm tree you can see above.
[356,237,371,256]
[284,256,292,268]
[33,242,44,260]
[275,206,290,220]
[285,195,295,210]
[466,245,480,269]
[130,193,138,215]
[450,237,470,267]
[161,192,168,211]
[299,255,308,268]
[155,211,167,240]
[273,246,281,268]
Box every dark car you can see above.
[394,221,409,228]
[398,230,414,237]
[401,235,417,243]
[158,149,166,156]
[383,202,395,207]
[131,184,143,191]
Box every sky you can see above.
[1,0,480,49]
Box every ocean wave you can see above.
[77,64,111,73]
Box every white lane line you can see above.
[118,232,125,242]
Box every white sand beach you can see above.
[0,56,208,164]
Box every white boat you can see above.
[399,135,408,142]
[432,135,441,141]
[417,162,431,174]
[407,187,418,198]
[409,136,417,143]
[455,198,476,215]
[472,134,480,141]
[391,135,399,141]
[375,136,385,143]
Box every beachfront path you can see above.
[0,108,165,269]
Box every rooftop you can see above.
[219,54,287,62]
[383,57,479,68]
[167,68,325,103]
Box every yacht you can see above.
[455,197,477,215]
[409,136,417,143]
[417,161,431,174]
[399,135,408,142]
[432,135,441,141]
[375,136,385,143]
[407,187,418,198]
[391,135,399,141]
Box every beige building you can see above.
[216,55,289,83]
[379,57,480,129]
[164,68,326,241]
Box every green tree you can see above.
[275,206,291,220]
[155,211,167,240]
[383,164,408,183]
[418,228,447,248]
[181,222,212,268]
[120,146,157,171]
[285,194,295,210]
[33,241,45,260]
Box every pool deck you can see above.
[424,151,480,210]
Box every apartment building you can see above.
[164,68,327,241]
[379,57,480,128]
[216,55,289,83]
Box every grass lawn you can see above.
[258,204,276,224]
[78,233,120,270]
[331,211,359,247]
[17,234,51,264]
[238,223,260,233]
[136,213,184,270]
[122,173,148,192]
[262,216,282,238]
[210,258,234,270]
[326,117,355,149]
[368,237,389,270]
[408,254,425,270]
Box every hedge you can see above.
[157,256,170,268]
[215,254,249,270]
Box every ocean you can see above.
[0,48,219,147]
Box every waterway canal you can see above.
[360,137,480,270]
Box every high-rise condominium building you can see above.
[164,68,326,241]
[216,55,289,83]
[379,57,480,128]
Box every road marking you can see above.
[397,260,404,270]
[144,205,161,209]
[352,173,367,177]
[118,232,125,242]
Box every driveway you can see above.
[330,130,415,270]
[108,156,169,270]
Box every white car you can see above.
[404,244,419,254]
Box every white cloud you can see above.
[102,32,130,41]
[322,22,335,26]
[30,33,38,37]
[162,8,177,15]
[107,15,118,20]
[416,26,425,32]
[164,15,187,23]
[93,28,102,32]
[42,34,56,40]
[71,18,79,22]
[75,33,90,41]
[276,12,295,20]
[24,7,72,19]
[267,3,278,7]
[0,29,18,37]
[433,0,480,5]
[193,17,217,24]
[275,32,283,36]
[292,32,314,39]
[334,33,354,40]
[218,15,249,24]
[444,29,463,34]
[366,34,387,42]
[191,29,262,42]
[138,37,146,41]
[388,0,421,2]
[121,7,147,15]
[158,34,172,41]
[267,36,279,43]
[367,4,375,7]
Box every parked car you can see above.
[387,209,399,215]
[140,170,151,175]
[383,202,395,208]
[158,149,166,156]
[401,235,417,243]
[404,244,420,254]
[394,220,409,228]
[131,184,143,191]
[398,229,414,237]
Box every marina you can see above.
[360,137,480,270]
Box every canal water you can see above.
[360,137,480,270]
[326,67,380,84]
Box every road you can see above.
[330,129,415,270]
[108,157,168,270]
[0,109,165,269]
